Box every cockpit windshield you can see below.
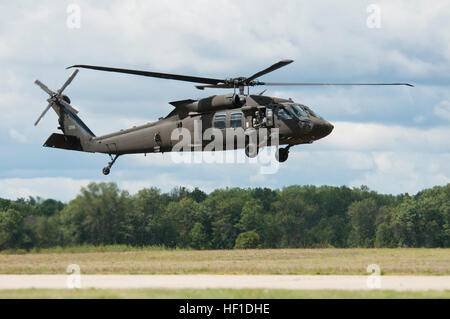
[303,105,319,118]
[290,104,308,117]
[281,103,320,119]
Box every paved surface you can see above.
[1,275,450,291]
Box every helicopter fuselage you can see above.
[83,93,334,156]
[35,60,410,174]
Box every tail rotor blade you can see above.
[58,69,79,94]
[34,80,55,96]
[34,103,53,126]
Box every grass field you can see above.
[0,247,449,275]
[0,288,449,299]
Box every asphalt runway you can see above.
[1,275,450,291]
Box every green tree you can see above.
[60,182,129,246]
[167,187,207,203]
[36,199,65,217]
[234,230,260,249]
[203,188,250,249]
[375,222,396,247]
[190,222,209,249]
[23,215,61,249]
[127,187,164,246]
[0,183,448,251]
[272,187,317,247]
[311,216,349,247]
[0,209,24,249]
[188,187,207,203]
[250,187,280,211]
[391,185,449,247]
[165,197,200,247]
[347,198,379,247]
[237,199,264,233]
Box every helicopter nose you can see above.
[313,121,334,139]
[326,122,334,135]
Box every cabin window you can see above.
[230,113,242,128]
[213,114,226,129]
[276,107,292,120]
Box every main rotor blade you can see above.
[34,80,55,96]
[58,69,79,94]
[260,82,414,87]
[67,65,224,85]
[34,103,53,126]
[246,59,294,82]
[195,84,232,90]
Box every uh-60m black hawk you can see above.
[34,60,412,175]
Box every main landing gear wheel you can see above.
[102,154,120,175]
[275,146,290,163]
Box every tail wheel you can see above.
[102,154,119,175]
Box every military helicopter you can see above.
[34,60,412,175]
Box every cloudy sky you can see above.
[0,0,449,201]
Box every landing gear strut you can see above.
[276,145,290,163]
[103,154,120,175]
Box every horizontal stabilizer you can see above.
[44,133,83,151]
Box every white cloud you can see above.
[119,175,201,194]
[350,152,450,194]
[0,175,225,201]
[0,1,449,199]
[9,128,27,143]
[413,115,426,123]
[1,1,450,76]
[285,150,375,174]
[318,121,450,152]
[434,100,450,121]
[0,178,91,201]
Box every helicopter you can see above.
[34,59,413,175]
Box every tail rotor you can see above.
[34,69,80,126]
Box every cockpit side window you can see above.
[276,106,293,120]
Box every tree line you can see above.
[0,183,448,251]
